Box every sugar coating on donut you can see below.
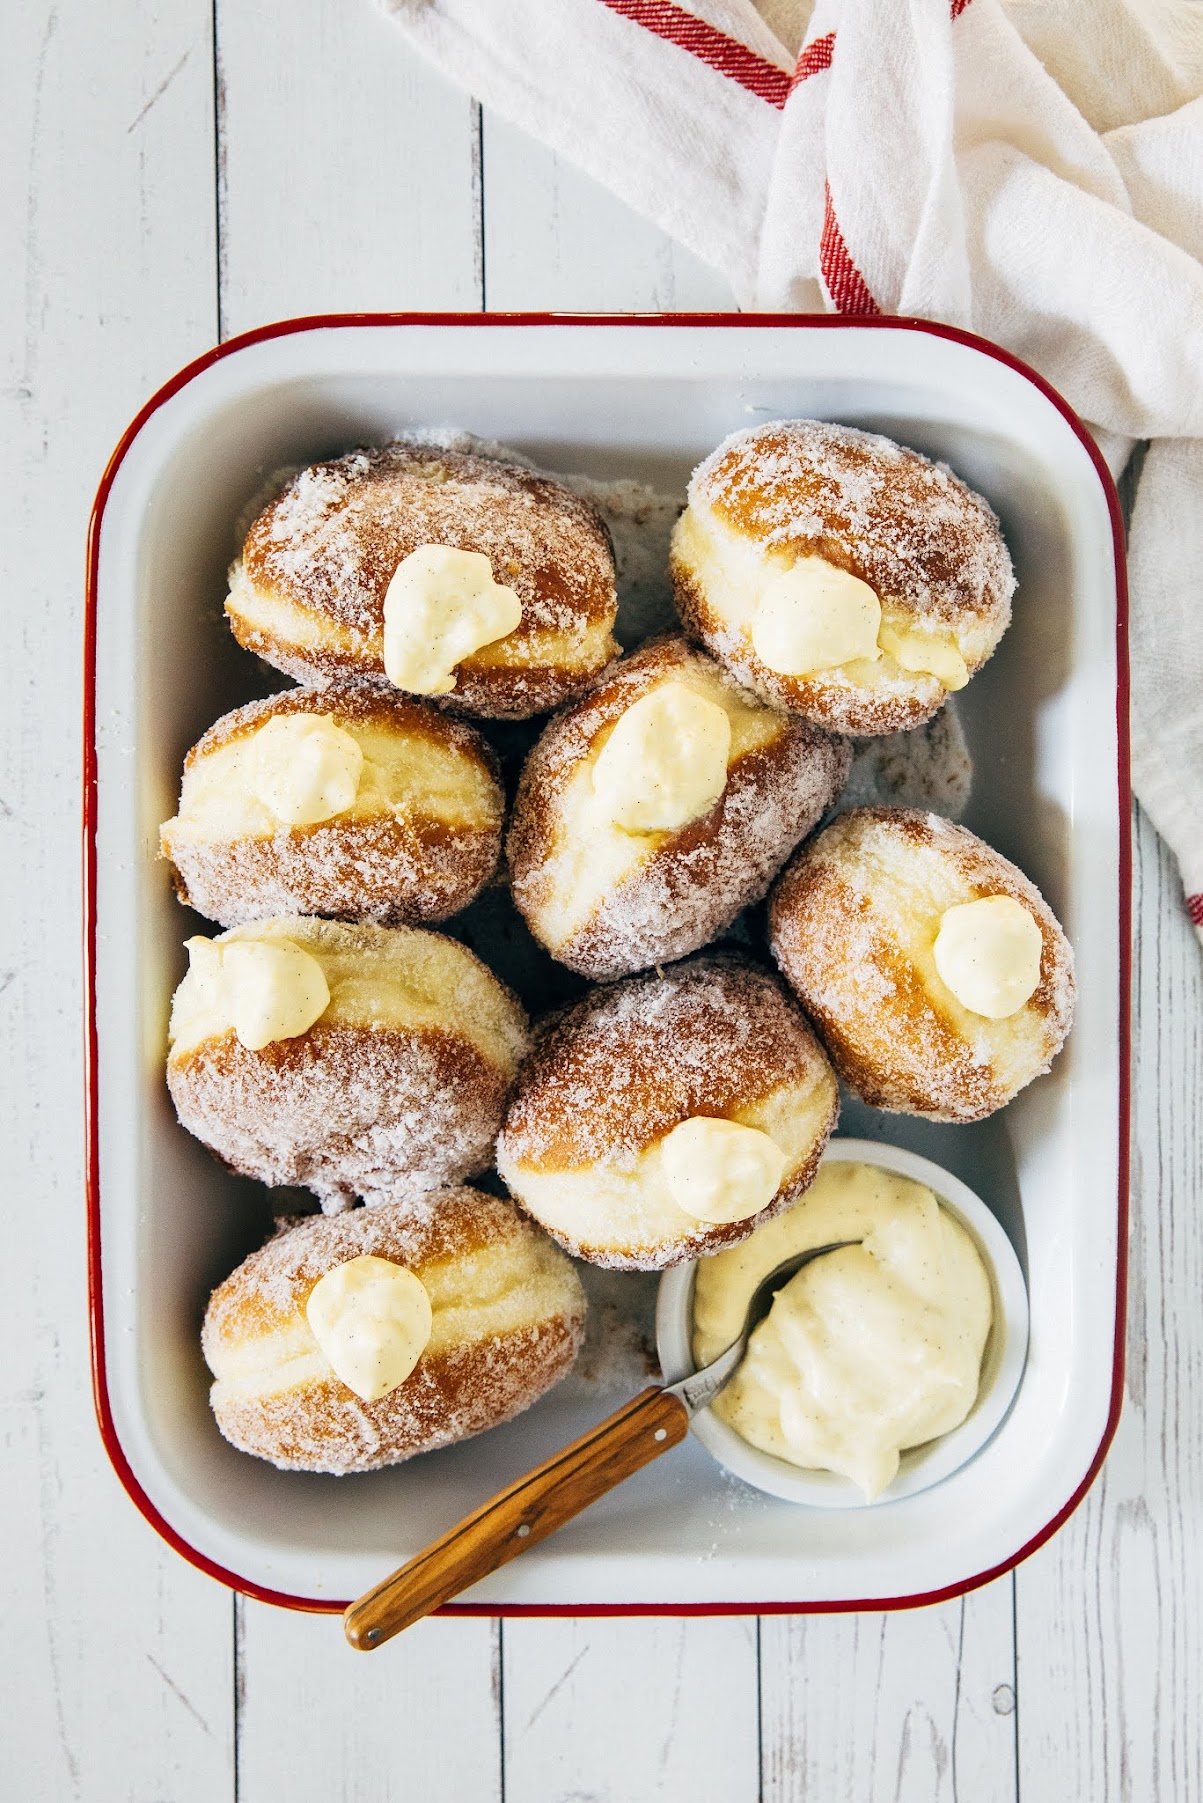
[768,807,1075,1121]
[670,419,1014,735]
[167,918,528,1210]
[508,637,850,981]
[841,698,973,820]
[497,955,839,1270]
[161,681,504,928]
[203,1190,586,1473]
[227,442,620,716]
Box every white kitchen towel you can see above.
[384,0,1203,933]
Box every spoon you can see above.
[343,1240,856,1651]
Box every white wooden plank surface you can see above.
[2,1,235,1798]
[481,112,735,312]
[236,1606,502,1800]
[1015,804,1203,1803]
[760,1584,1017,1802]
[502,1616,760,1802]
[216,0,482,337]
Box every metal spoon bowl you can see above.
[665,1241,858,1416]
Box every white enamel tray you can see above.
[86,315,1129,1616]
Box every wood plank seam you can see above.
[497,1618,508,1803]
[474,100,486,310]
[756,1615,764,1802]
[211,0,225,343]
[234,1594,244,1803]
[1010,1574,1021,1801]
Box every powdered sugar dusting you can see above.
[164,681,503,928]
[500,955,833,1172]
[768,808,1075,1120]
[203,1190,587,1473]
[690,419,1015,627]
[561,1267,662,1395]
[208,1188,543,1322]
[170,814,500,931]
[169,1021,517,1212]
[243,440,617,640]
[410,432,975,815]
[187,430,1000,1469]
[180,676,495,767]
[841,699,972,819]
[508,636,852,979]
[403,427,681,646]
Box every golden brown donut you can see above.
[768,807,1075,1121]
[507,636,850,980]
[496,955,839,1271]
[166,917,528,1210]
[670,420,1014,735]
[226,443,619,717]
[160,681,505,929]
[203,1190,586,1474]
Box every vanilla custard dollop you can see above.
[876,621,969,691]
[591,683,732,833]
[177,935,330,1051]
[661,1117,787,1225]
[383,545,523,694]
[305,1255,433,1401]
[934,895,1043,1019]
[750,555,971,691]
[692,1161,993,1499]
[244,713,364,826]
[752,557,882,676]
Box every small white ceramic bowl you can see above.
[655,1137,1030,1508]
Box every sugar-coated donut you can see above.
[496,956,839,1271]
[768,807,1075,1121]
[160,681,504,929]
[226,443,619,717]
[203,1190,586,1474]
[670,420,1015,735]
[507,636,850,981]
[167,917,528,1209]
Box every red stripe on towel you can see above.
[604,2,994,313]
[819,182,881,315]
[789,30,835,91]
[595,0,792,107]
[1186,893,1203,927]
[603,0,971,108]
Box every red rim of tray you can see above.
[84,310,1131,1618]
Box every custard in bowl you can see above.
[655,1138,1028,1506]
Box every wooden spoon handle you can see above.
[344,1386,689,1651]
